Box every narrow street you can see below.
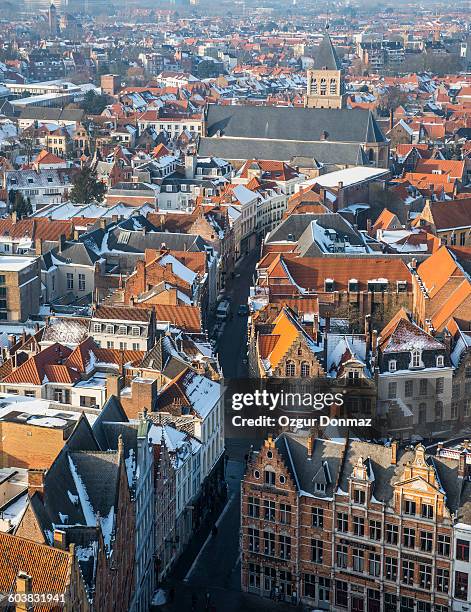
[159,249,293,611]
[216,249,260,379]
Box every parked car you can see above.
[237,304,248,316]
[216,300,231,320]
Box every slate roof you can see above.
[198,137,367,166]
[19,107,84,122]
[141,334,191,379]
[69,451,120,519]
[274,432,465,514]
[313,32,342,70]
[205,105,386,143]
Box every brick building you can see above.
[241,433,462,611]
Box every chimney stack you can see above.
[307,433,315,459]
[27,468,46,499]
[16,573,33,612]
[459,450,467,478]
[391,440,398,465]
[53,529,67,550]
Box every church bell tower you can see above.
[305,27,346,109]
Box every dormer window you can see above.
[325,278,334,292]
[348,279,359,292]
[315,482,325,493]
[106,324,114,334]
[436,355,444,368]
[411,349,422,369]
[353,488,366,505]
[389,360,397,373]
[397,280,407,292]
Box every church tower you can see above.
[305,29,346,109]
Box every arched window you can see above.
[285,361,295,377]
[435,401,443,421]
[368,148,375,162]
[301,361,310,377]
[320,78,326,95]
[311,78,318,94]
[329,78,337,94]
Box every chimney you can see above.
[366,218,372,234]
[35,239,43,256]
[28,468,46,498]
[371,329,378,367]
[58,234,67,254]
[410,258,417,270]
[459,450,467,478]
[136,259,146,294]
[16,573,33,612]
[443,330,452,359]
[307,432,315,459]
[389,108,394,131]
[11,211,17,224]
[53,529,67,550]
[337,181,343,191]
[106,373,122,399]
[391,440,398,465]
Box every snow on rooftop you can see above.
[299,166,389,190]
[0,256,36,271]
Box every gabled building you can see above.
[249,306,324,378]
[411,246,471,333]
[241,434,459,611]
[375,308,452,437]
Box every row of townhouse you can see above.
[241,433,471,611]
[0,326,224,610]
[247,299,471,439]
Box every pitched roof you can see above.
[313,32,342,70]
[205,105,386,144]
[372,208,400,232]
[427,198,471,231]
[153,304,201,333]
[93,305,152,323]
[379,308,443,352]
[0,532,72,605]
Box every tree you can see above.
[69,167,106,205]
[377,86,409,115]
[10,192,32,219]
[80,90,109,116]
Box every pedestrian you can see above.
[291,589,297,605]
[205,591,211,610]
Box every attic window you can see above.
[325,279,334,292]
[368,279,388,292]
[315,482,326,493]
[436,355,444,368]
[410,349,422,369]
[348,279,359,292]
[397,280,407,292]
[389,360,397,373]
[47,177,53,183]
[28,178,34,184]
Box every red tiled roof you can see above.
[152,304,202,333]
[93,305,152,322]
[0,532,72,608]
